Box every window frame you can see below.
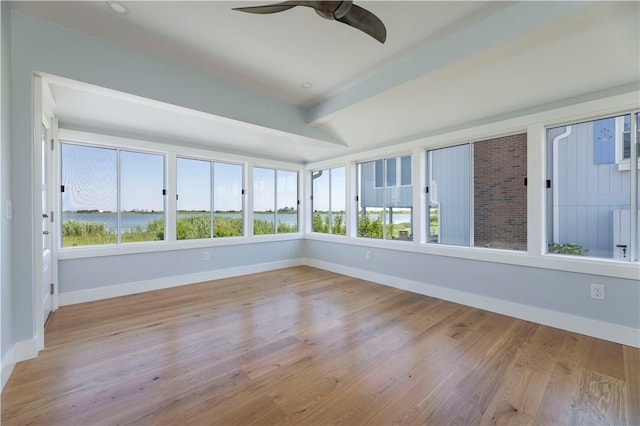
[176,155,245,240]
[60,139,167,248]
[310,166,346,236]
[252,166,300,235]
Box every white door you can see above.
[41,121,53,325]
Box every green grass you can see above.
[62,214,298,246]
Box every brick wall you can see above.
[473,133,527,251]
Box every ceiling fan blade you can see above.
[232,2,298,14]
[336,3,386,43]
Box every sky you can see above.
[61,144,298,212]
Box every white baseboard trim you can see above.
[1,347,15,391]
[2,338,39,391]
[59,259,305,306]
[305,258,640,348]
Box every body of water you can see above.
[63,212,299,232]
[63,211,412,232]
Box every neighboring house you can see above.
[547,116,637,260]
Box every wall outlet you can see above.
[591,284,605,300]
[5,200,12,220]
[365,250,372,260]
[202,251,210,261]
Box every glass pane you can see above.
[214,162,243,237]
[312,169,330,233]
[330,167,346,235]
[357,161,383,239]
[386,157,396,187]
[474,134,527,251]
[548,117,629,259]
[253,167,275,235]
[374,159,383,188]
[120,150,165,243]
[277,170,298,233]
[61,143,117,247]
[386,155,412,240]
[177,158,211,240]
[401,155,412,186]
[427,145,471,246]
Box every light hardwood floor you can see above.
[2,266,639,425]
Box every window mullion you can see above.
[630,113,638,261]
[469,143,475,247]
[214,161,216,238]
[117,149,122,244]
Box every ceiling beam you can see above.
[305,1,592,126]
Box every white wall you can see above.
[1,0,15,387]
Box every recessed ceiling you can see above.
[9,1,640,163]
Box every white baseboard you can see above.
[59,259,305,306]
[1,347,15,391]
[305,258,640,348]
[2,338,38,391]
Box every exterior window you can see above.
[61,143,165,247]
[253,167,298,235]
[547,113,638,261]
[176,159,244,240]
[213,162,244,237]
[311,166,346,235]
[357,155,413,240]
[177,158,211,239]
[615,115,640,170]
[426,134,527,251]
[427,144,471,246]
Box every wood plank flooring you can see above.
[2,266,638,425]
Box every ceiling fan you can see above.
[232,1,387,43]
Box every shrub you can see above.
[548,242,588,255]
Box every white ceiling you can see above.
[10,1,640,163]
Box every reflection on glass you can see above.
[61,143,118,247]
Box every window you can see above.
[375,155,411,188]
[547,113,638,261]
[311,166,346,235]
[427,144,471,246]
[61,143,165,247]
[426,134,527,251]
[615,115,640,170]
[176,158,244,240]
[177,157,211,239]
[253,167,298,235]
[358,155,412,240]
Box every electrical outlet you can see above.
[365,250,372,260]
[202,251,210,261]
[591,284,605,300]
[5,200,12,220]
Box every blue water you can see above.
[63,212,298,232]
[63,211,412,232]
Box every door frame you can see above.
[32,74,58,351]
